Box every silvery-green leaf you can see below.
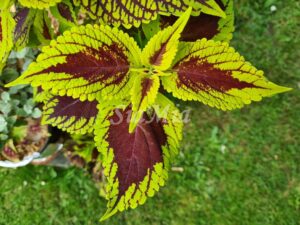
[23,104,33,114]
[16,108,27,116]
[1,92,10,102]
[0,101,12,115]
[0,134,9,141]
[0,115,8,132]
[8,85,26,94]
[32,107,42,118]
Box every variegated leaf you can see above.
[73,0,225,28]
[142,7,191,71]
[191,0,226,17]
[42,93,98,134]
[19,0,62,9]
[7,24,142,101]
[94,94,182,220]
[33,10,55,45]
[212,0,234,42]
[50,0,77,30]
[0,9,15,73]
[161,0,234,42]
[129,74,160,132]
[162,38,291,110]
[14,8,36,51]
[33,87,48,103]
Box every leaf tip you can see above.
[100,207,118,222]
[5,79,24,88]
[276,85,293,94]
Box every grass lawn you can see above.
[1,0,300,224]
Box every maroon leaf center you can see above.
[57,2,74,22]
[14,8,30,42]
[29,44,130,85]
[107,107,167,197]
[160,0,226,41]
[175,57,256,92]
[49,95,98,119]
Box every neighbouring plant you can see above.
[0,48,46,161]
[1,0,291,221]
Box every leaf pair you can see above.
[7,7,290,220]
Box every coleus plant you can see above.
[1,0,291,221]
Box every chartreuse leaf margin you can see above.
[18,0,63,9]
[5,2,291,222]
[95,94,182,220]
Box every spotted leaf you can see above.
[73,0,225,28]
[162,38,291,110]
[129,74,160,132]
[161,0,234,42]
[142,7,191,71]
[14,8,36,51]
[33,10,55,45]
[95,94,182,220]
[7,24,142,101]
[19,0,62,9]
[0,9,15,73]
[42,93,98,134]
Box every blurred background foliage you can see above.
[0,0,299,224]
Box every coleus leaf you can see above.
[0,9,15,73]
[50,0,77,31]
[18,0,63,9]
[42,92,98,134]
[73,0,225,28]
[142,7,192,71]
[162,38,292,110]
[190,0,226,17]
[33,87,47,103]
[33,10,55,45]
[94,94,182,220]
[14,8,36,51]
[161,0,234,42]
[0,0,14,10]
[212,0,234,42]
[129,74,160,132]
[7,24,142,101]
